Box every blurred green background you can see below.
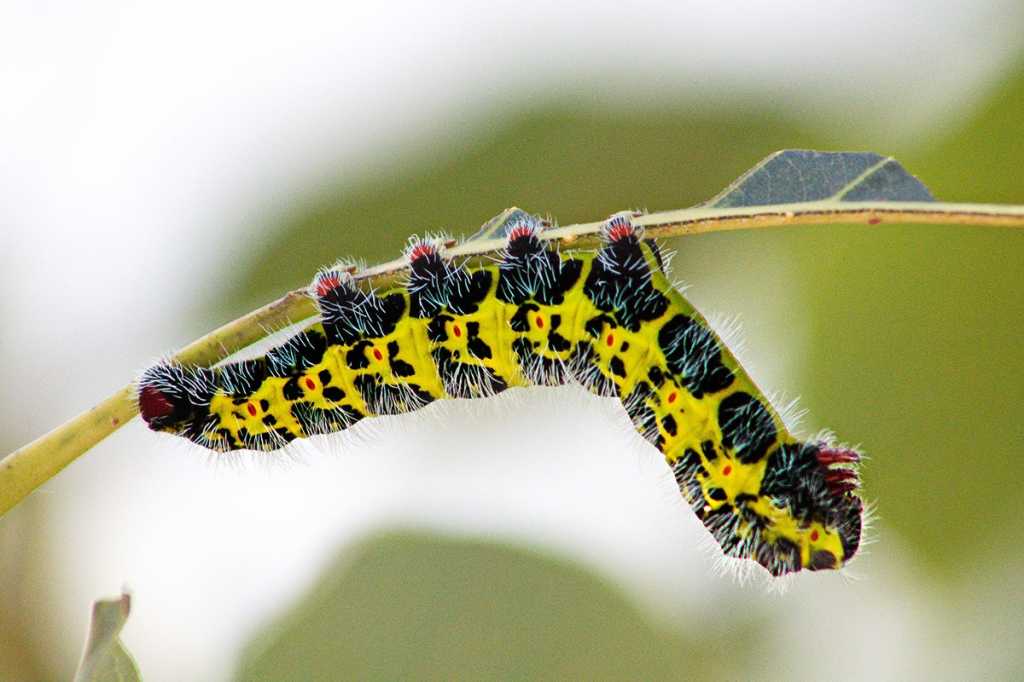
[2,13,1023,681]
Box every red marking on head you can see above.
[722,465,732,476]
[247,402,257,417]
[408,242,436,262]
[373,348,383,361]
[535,316,544,329]
[606,334,614,347]
[868,217,882,225]
[305,378,316,390]
[453,324,461,338]
[667,392,676,404]
[606,219,634,242]
[139,386,174,422]
[315,273,342,298]
[810,530,820,542]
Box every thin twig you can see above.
[1,200,1022,517]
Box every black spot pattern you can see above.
[717,392,777,464]
[661,414,677,437]
[657,315,734,398]
[465,322,493,360]
[387,340,416,377]
[583,235,668,332]
[323,386,345,402]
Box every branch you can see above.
[2,199,1022,517]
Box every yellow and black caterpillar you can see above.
[138,213,863,577]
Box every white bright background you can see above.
[2,2,1023,680]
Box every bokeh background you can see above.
[2,2,1024,680]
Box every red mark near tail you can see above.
[305,378,316,390]
[817,446,860,496]
[246,402,257,416]
[817,447,860,465]
[373,348,384,361]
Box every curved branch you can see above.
[1,200,1022,517]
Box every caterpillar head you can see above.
[137,361,217,439]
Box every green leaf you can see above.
[228,105,818,309]
[235,531,763,681]
[466,207,545,241]
[704,149,936,207]
[72,593,141,682]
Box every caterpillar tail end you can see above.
[754,441,865,576]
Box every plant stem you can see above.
[1,200,1022,517]
[0,291,314,516]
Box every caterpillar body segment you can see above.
[138,212,864,577]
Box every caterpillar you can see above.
[137,211,863,577]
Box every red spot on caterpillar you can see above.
[667,392,677,404]
[408,242,436,262]
[606,334,614,347]
[246,402,257,416]
[305,378,316,390]
[453,325,461,337]
[315,274,342,298]
[817,447,860,465]
[373,348,383,361]
[508,224,536,240]
[810,530,820,542]
[608,226,632,241]
[818,446,861,496]
[722,465,732,476]
[606,217,635,242]
[825,469,858,490]
[536,316,544,328]
[868,216,882,225]
[139,386,174,423]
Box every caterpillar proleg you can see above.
[138,211,863,577]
